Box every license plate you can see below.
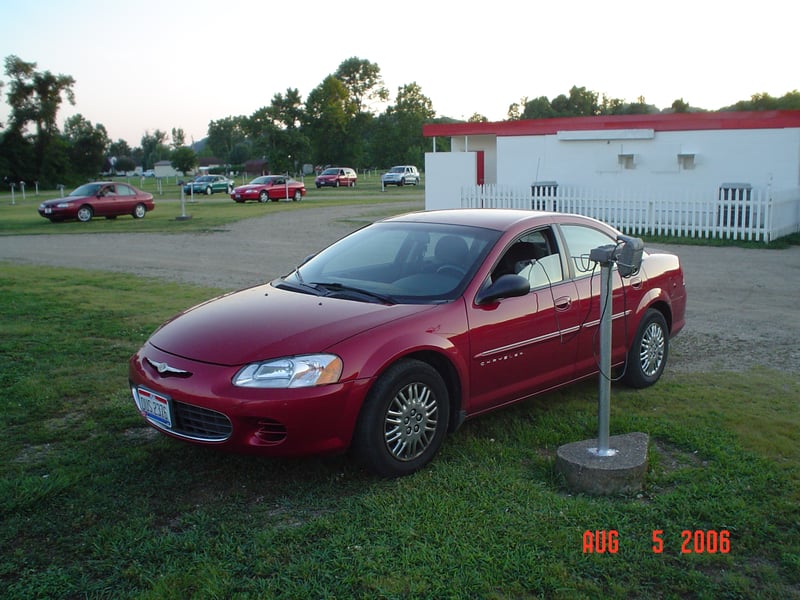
[44,208,52,214]
[135,387,172,428]
[234,194,241,199]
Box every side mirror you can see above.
[475,274,530,305]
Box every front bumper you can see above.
[129,344,370,457]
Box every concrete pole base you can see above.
[556,432,649,496]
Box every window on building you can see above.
[618,154,635,170]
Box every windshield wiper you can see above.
[273,276,324,296]
[313,282,396,305]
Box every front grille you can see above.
[172,400,232,441]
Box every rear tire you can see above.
[133,203,146,218]
[353,359,449,477]
[624,309,669,388]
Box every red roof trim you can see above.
[422,110,800,138]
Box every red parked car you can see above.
[38,182,155,222]
[231,175,306,203]
[129,209,686,477]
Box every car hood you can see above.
[40,196,90,205]
[148,283,436,366]
[236,184,266,190]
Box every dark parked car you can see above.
[130,209,686,477]
[183,174,234,196]
[231,176,306,202]
[315,167,357,188]
[38,182,155,222]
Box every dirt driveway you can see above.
[1,201,798,374]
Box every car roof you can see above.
[384,209,616,234]
[384,209,551,230]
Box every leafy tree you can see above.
[228,142,251,166]
[468,113,488,123]
[63,114,109,180]
[507,97,528,120]
[551,86,600,117]
[0,128,34,183]
[304,75,350,165]
[521,96,556,119]
[108,139,132,160]
[206,116,247,163]
[171,127,186,149]
[140,130,169,170]
[671,98,690,113]
[334,57,388,116]
[728,90,800,111]
[4,55,75,137]
[371,82,434,167]
[2,55,76,185]
[267,88,305,129]
[171,146,197,174]
[113,155,136,173]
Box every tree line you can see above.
[1,53,798,189]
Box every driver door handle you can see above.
[554,296,572,311]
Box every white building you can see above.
[422,111,800,241]
[153,160,180,178]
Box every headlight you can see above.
[233,354,343,388]
[56,202,72,208]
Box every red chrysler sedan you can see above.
[230,175,306,202]
[129,209,686,477]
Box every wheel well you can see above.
[400,350,463,434]
[648,300,672,332]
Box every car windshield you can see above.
[320,168,338,175]
[275,221,501,304]
[195,176,212,182]
[389,167,404,173]
[70,183,103,196]
[251,176,276,184]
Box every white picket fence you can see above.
[461,184,800,243]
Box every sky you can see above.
[1,0,796,148]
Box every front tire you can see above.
[624,309,669,388]
[353,359,450,478]
[258,190,269,203]
[293,189,302,201]
[77,205,93,222]
[205,186,212,195]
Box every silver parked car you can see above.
[382,165,420,186]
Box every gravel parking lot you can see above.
[1,201,798,374]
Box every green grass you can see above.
[1,262,799,599]
[0,177,424,236]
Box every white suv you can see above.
[381,165,420,187]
